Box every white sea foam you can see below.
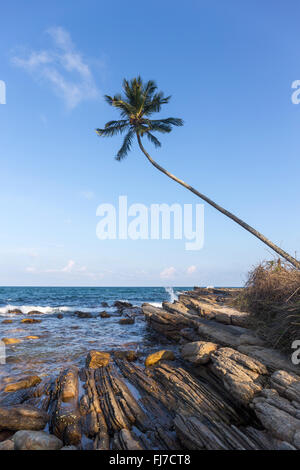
[164,286,178,303]
[0,304,114,316]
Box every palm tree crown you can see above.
[95,76,183,160]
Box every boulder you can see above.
[4,375,41,393]
[57,314,63,319]
[145,350,175,367]
[0,404,49,431]
[13,430,63,450]
[8,309,22,315]
[119,318,135,325]
[101,301,109,307]
[86,350,111,368]
[2,337,21,345]
[181,341,218,365]
[113,350,137,361]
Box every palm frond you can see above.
[116,129,135,161]
[146,132,161,148]
[96,120,129,137]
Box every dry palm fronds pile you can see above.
[234,259,300,351]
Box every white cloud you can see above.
[12,26,100,109]
[187,265,197,275]
[160,266,176,280]
[61,259,75,272]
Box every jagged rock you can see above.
[145,350,175,366]
[0,439,14,450]
[4,375,41,393]
[101,301,109,307]
[86,351,111,368]
[181,341,218,365]
[1,337,21,345]
[13,430,63,450]
[27,310,43,315]
[197,319,260,348]
[238,345,300,374]
[99,311,111,318]
[2,320,13,324]
[270,370,300,403]
[210,348,268,405]
[21,318,41,324]
[252,398,300,448]
[113,350,137,361]
[143,304,192,340]
[114,301,133,312]
[119,318,135,325]
[50,368,81,446]
[113,428,143,450]
[0,405,49,431]
[25,335,39,340]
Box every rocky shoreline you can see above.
[0,288,299,450]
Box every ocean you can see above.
[0,286,191,391]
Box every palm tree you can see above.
[95,76,300,269]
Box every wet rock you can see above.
[27,310,43,315]
[0,439,14,450]
[57,314,63,319]
[210,347,268,405]
[74,311,92,318]
[86,350,111,368]
[21,318,41,324]
[99,311,111,318]
[61,445,78,450]
[114,301,133,311]
[2,337,21,345]
[181,341,218,365]
[8,309,22,315]
[113,350,137,361]
[25,335,39,340]
[4,375,41,393]
[13,430,63,450]
[101,301,109,308]
[145,350,175,367]
[2,320,13,324]
[119,318,135,325]
[0,404,49,431]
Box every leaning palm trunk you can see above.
[136,133,300,270]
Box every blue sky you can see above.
[0,0,300,286]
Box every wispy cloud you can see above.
[12,26,100,109]
[160,266,177,280]
[186,265,197,275]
